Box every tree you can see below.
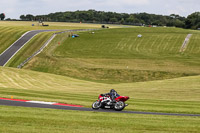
[20,15,26,20]
[185,12,200,29]
[152,20,161,26]
[17,9,194,29]
[26,14,34,21]
[196,22,200,29]
[126,15,134,23]
[110,18,117,23]
[120,18,125,24]
[20,14,34,21]
[0,13,5,20]
[170,14,182,19]
[174,19,185,28]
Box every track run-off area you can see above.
[0,98,200,117]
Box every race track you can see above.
[0,99,200,117]
[0,29,199,117]
[0,30,57,66]
[0,29,96,67]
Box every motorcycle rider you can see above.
[92,89,129,110]
[102,89,120,103]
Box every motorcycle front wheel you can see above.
[92,101,101,110]
[114,101,125,111]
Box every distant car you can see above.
[102,25,109,28]
[102,25,106,28]
[72,34,79,38]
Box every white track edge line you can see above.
[3,33,39,67]
[0,31,31,56]
[26,101,56,105]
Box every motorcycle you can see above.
[92,94,129,111]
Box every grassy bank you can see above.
[24,27,200,83]
[0,67,200,114]
[5,32,55,67]
[0,26,27,53]
[0,22,200,132]
[0,21,103,30]
[0,21,103,55]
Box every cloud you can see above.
[159,0,200,16]
[0,0,17,13]
[0,0,199,19]
[96,0,149,6]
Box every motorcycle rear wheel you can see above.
[92,101,101,110]
[114,101,125,111]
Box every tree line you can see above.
[17,10,200,30]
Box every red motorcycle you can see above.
[92,94,129,111]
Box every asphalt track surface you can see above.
[0,30,57,66]
[0,99,200,117]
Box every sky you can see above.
[0,0,200,19]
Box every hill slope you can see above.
[24,27,200,83]
[0,21,104,67]
[1,21,200,133]
[0,66,200,114]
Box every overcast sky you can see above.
[1,0,199,19]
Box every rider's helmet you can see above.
[110,89,116,94]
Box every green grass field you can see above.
[0,21,103,55]
[22,27,200,83]
[0,106,200,133]
[0,21,104,29]
[5,32,55,67]
[0,66,200,132]
[0,67,200,114]
[0,21,200,132]
[0,26,27,53]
